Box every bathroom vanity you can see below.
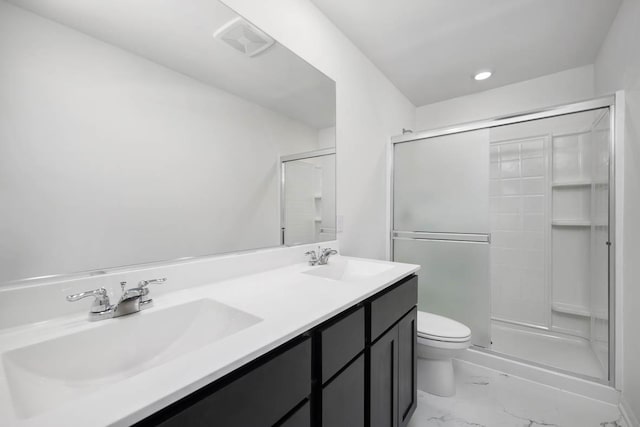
[138,273,417,427]
[0,248,419,427]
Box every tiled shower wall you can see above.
[490,137,548,327]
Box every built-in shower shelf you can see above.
[551,220,591,227]
[552,180,592,188]
[552,302,591,317]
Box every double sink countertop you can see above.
[0,255,419,427]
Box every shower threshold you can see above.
[487,321,606,381]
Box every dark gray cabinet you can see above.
[137,274,417,427]
[320,306,365,383]
[369,275,418,427]
[279,401,310,427]
[370,323,399,427]
[398,308,417,427]
[322,354,365,427]
[369,308,417,427]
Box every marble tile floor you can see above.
[408,360,625,427]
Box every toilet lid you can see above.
[417,311,471,342]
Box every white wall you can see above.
[0,1,320,282]
[318,126,336,149]
[222,0,416,260]
[415,65,595,130]
[594,0,640,420]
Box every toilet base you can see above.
[417,357,456,397]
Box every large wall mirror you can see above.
[0,0,336,284]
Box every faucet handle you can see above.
[136,277,166,308]
[137,277,167,288]
[305,250,319,265]
[66,287,111,313]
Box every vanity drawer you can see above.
[321,306,365,383]
[370,275,417,342]
[322,353,365,427]
[155,337,311,427]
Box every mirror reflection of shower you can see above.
[281,149,336,246]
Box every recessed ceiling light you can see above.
[474,70,492,81]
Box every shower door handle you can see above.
[392,231,490,243]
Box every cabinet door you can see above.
[397,308,417,427]
[370,325,399,427]
[322,354,365,427]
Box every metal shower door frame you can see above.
[389,95,618,387]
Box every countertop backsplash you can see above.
[0,241,339,331]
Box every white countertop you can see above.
[0,255,419,427]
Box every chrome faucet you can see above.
[305,246,338,266]
[66,277,166,321]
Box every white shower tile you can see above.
[501,179,520,195]
[521,177,545,195]
[521,157,544,177]
[554,134,580,150]
[500,160,520,178]
[499,248,521,267]
[523,196,544,213]
[521,269,546,302]
[520,138,544,158]
[523,214,545,231]
[521,231,544,250]
[553,151,581,180]
[521,250,544,270]
[491,214,521,231]
[491,231,521,248]
[498,197,521,214]
[500,144,520,161]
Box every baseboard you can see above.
[458,348,620,404]
[620,395,640,427]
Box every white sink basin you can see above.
[303,259,394,282]
[2,299,261,419]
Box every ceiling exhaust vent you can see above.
[214,17,275,57]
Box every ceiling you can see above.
[9,0,335,129]
[312,0,621,106]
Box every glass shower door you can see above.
[392,129,491,347]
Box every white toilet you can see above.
[416,311,471,397]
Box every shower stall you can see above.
[391,97,616,384]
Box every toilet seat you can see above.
[417,311,471,343]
